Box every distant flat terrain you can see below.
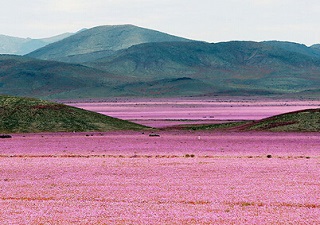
[69,99,320,128]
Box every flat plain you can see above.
[1,99,320,224]
[70,98,320,128]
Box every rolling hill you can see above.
[0,55,141,99]
[3,39,320,99]
[87,41,320,97]
[311,44,320,50]
[0,33,72,55]
[27,25,191,63]
[1,24,320,99]
[239,108,320,132]
[263,41,320,58]
[0,95,147,133]
[178,108,320,132]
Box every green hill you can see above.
[310,44,320,51]
[0,33,72,55]
[3,40,320,99]
[0,95,147,133]
[0,55,137,99]
[87,41,320,97]
[178,108,320,132]
[235,109,320,132]
[239,108,320,132]
[27,25,191,63]
[263,41,320,58]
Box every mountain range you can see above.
[0,33,72,55]
[0,24,320,99]
[27,25,191,63]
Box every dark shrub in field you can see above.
[0,134,12,138]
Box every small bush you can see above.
[0,134,12,138]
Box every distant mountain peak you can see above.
[1,40,320,99]
[0,33,73,55]
[311,44,320,50]
[27,24,192,63]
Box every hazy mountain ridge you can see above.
[0,33,72,55]
[263,41,320,59]
[0,55,141,99]
[27,25,192,63]
[0,24,320,99]
[310,44,320,50]
[90,41,320,73]
[85,41,320,96]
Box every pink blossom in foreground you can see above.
[0,131,319,224]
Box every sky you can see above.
[1,0,320,46]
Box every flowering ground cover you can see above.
[1,99,319,224]
[0,131,319,224]
[69,99,320,128]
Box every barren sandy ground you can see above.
[1,131,319,224]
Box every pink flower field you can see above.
[1,131,320,224]
[69,98,320,127]
[1,99,320,224]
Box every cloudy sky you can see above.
[1,0,319,45]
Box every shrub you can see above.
[0,134,12,138]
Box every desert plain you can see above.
[1,99,320,224]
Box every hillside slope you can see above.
[0,55,138,99]
[27,25,191,63]
[3,40,320,99]
[179,108,320,132]
[0,95,147,133]
[263,41,320,58]
[0,33,72,55]
[311,44,320,50]
[239,108,320,132]
[87,41,320,97]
